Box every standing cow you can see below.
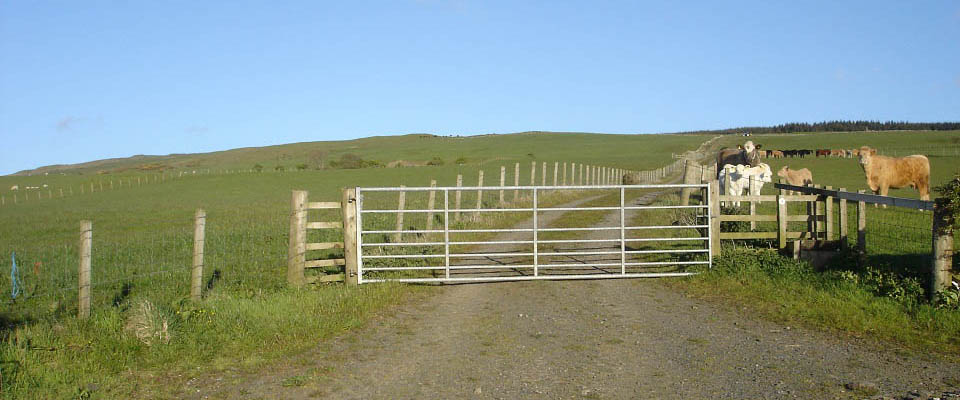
[858,146,930,202]
[719,163,773,207]
[777,166,813,186]
[716,141,760,178]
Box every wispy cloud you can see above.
[185,125,209,134]
[56,116,80,132]
[56,115,104,132]
[833,67,848,81]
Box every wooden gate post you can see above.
[931,198,954,299]
[709,180,721,257]
[342,188,359,285]
[748,177,757,231]
[287,190,308,287]
[825,186,834,240]
[857,190,867,267]
[839,188,849,248]
[191,209,205,301]
[79,220,92,319]
[722,169,731,208]
[777,192,788,250]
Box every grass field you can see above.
[2,129,958,397]
[0,132,707,398]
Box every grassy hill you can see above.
[11,131,708,177]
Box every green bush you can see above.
[252,163,263,172]
[295,163,308,171]
[328,153,382,169]
[426,157,444,166]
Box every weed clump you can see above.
[124,300,172,346]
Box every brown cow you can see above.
[777,166,813,186]
[716,141,760,178]
[770,150,784,158]
[858,146,930,201]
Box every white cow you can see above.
[718,163,773,207]
[9,185,18,191]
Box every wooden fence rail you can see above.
[287,190,347,287]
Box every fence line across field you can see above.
[0,158,687,207]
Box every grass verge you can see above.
[2,283,423,398]
[666,249,960,356]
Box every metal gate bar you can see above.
[356,184,711,284]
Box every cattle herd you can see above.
[716,141,932,205]
[759,148,863,158]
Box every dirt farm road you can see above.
[190,191,960,400]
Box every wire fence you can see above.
[0,206,289,320]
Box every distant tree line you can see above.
[673,120,960,135]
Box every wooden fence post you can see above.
[777,192,788,250]
[680,161,693,206]
[825,186,834,241]
[553,162,558,186]
[514,162,520,202]
[723,170,731,207]
[191,209,205,302]
[562,162,567,186]
[749,176,757,230]
[709,181,721,257]
[541,162,546,186]
[814,185,825,239]
[78,220,92,319]
[498,167,505,204]
[475,170,484,219]
[579,163,584,185]
[426,180,437,232]
[931,198,955,299]
[857,190,867,267]
[395,185,406,242]
[530,161,536,187]
[288,190,308,287]
[455,175,463,221]
[343,188,359,285]
[839,187,848,247]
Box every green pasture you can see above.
[0,132,704,397]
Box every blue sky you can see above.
[1,1,958,175]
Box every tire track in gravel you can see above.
[193,188,960,400]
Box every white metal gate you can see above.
[355,184,711,284]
